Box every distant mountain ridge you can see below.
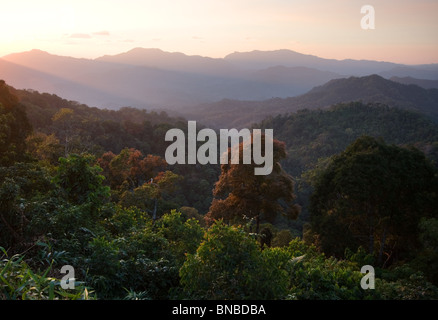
[1,48,438,110]
[0,57,138,107]
[225,49,438,79]
[96,47,239,76]
[390,76,438,90]
[183,75,438,128]
[225,49,398,75]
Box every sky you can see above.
[0,0,437,64]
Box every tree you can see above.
[0,81,32,166]
[99,148,167,191]
[0,162,54,250]
[119,170,182,221]
[309,136,438,265]
[26,132,64,164]
[51,108,75,156]
[285,239,374,300]
[205,134,300,233]
[156,210,204,265]
[179,221,288,299]
[53,153,110,207]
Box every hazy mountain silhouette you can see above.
[380,65,438,80]
[0,57,135,107]
[225,49,396,75]
[184,75,438,128]
[225,49,438,79]
[2,48,438,110]
[96,47,239,76]
[390,76,438,90]
[2,49,347,108]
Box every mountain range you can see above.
[1,48,438,112]
[183,74,438,128]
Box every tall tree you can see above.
[99,148,167,191]
[120,170,182,221]
[205,134,300,233]
[51,108,76,156]
[0,81,32,166]
[309,136,438,265]
[53,153,110,207]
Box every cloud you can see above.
[69,33,91,39]
[93,30,110,36]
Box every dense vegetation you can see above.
[258,102,438,227]
[1,80,438,300]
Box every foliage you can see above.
[0,163,54,249]
[258,101,438,225]
[285,240,375,300]
[180,221,289,299]
[0,81,32,166]
[119,170,183,221]
[53,153,110,207]
[2,80,438,300]
[408,217,438,285]
[308,136,438,265]
[272,229,295,248]
[377,264,438,300]
[206,135,300,231]
[0,247,94,300]
[26,132,64,164]
[156,210,204,265]
[102,205,151,236]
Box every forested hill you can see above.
[258,102,438,178]
[5,81,438,181]
[255,101,438,225]
[184,74,438,129]
[3,81,438,219]
[8,85,187,156]
[2,79,438,300]
[1,81,220,214]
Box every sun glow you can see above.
[0,0,437,64]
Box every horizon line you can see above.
[2,47,437,67]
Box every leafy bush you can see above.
[283,239,376,300]
[0,247,94,300]
[180,221,289,299]
[156,210,204,265]
[377,264,438,299]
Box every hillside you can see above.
[256,101,438,225]
[4,80,438,218]
[259,102,438,176]
[2,83,220,214]
[390,76,438,89]
[9,86,187,156]
[2,79,438,301]
[184,75,438,128]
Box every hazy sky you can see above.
[1,0,437,64]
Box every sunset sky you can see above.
[1,0,437,64]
